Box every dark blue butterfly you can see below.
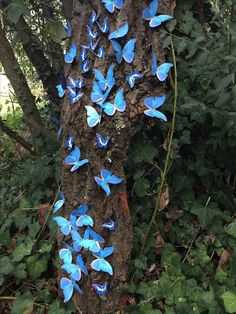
[108,22,128,40]
[102,219,117,231]
[103,88,126,116]
[92,282,108,296]
[72,204,94,227]
[102,0,123,13]
[85,106,101,128]
[53,192,65,213]
[110,39,136,64]
[68,77,84,89]
[67,86,83,104]
[94,169,123,196]
[95,46,105,58]
[96,134,110,149]
[80,59,89,73]
[93,64,115,91]
[87,25,97,40]
[126,71,143,88]
[97,17,109,33]
[89,10,97,25]
[65,21,72,37]
[60,277,83,303]
[143,0,173,28]
[91,246,114,275]
[59,248,72,264]
[144,96,167,121]
[65,146,89,172]
[65,42,77,63]
[65,135,74,150]
[79,48,87,62]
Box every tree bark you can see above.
[60,1,175,313]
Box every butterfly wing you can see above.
[142,0,158,20]
[72,204,88,216]
[106,64,115,88]
[151,51,157,76]
[53,199,65,213]
[108,22,128,40]
[144,96,165,109]
[79,239,101,252]
[91,258,113,275]
[114,88,126,112]
[71,230,82,251]
[64,43,77,63]
[60,277,73,302]
[123,39,136,63]
[59,249,72,264]
[61,263,81,281]
[101,169,123,184]
[87,226,105,243]
[102,0,115,13]
[53,217,71,235]
[93,69,106,91]
[56,84,66,97]
[85,106,101,128]
[110,40,123,64]
[150,14,173,28]
[156,63,173,81]
[77,254,88,275]
[76,214,94,227]
[114,0,123,9]
[94,246,114,258]
[94,176,111,196]
[103,102,116,116]
[91,81,104,103]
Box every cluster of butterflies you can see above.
[54,0,174,303]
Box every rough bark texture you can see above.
[60,1,175,313]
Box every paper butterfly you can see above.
[53,216,72,235]
[126,71,143,88]
[102,0,123,13]
[80,59,89,73]
[65,146,89,172]
[67,87,83,104]
[102,219,117,231]
[87,25,97,40]
[68,77,84,89]
[144,96,167,121]
[95,46,105,58]
[103,88,126,116]
[96,134,110,149]
[61,254,88,281]
[143,0,173,28]
[59,248,72,264]
[91,81,114,106]
[71,227,104,253]
[53,192,65,213]
[65,135,74,150]
[89,11,97,25]
[85,106,101,128]
[108,22,128,40]
[65,21,71,37]
[56,84,66,97]
[91,246,114,275]
[65,42,77,63]
[60,277,83,303]
[92,282,108,296]
[94,169,123,196]
[111,39,136,64]
[93,64,115,91]
[72,204,94,227]
[152,51,173,81]
[97,17,109,33]
[79,48,87,62]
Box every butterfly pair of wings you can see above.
[143,0,173,27]
[65,42,77,63]
[65,146,89,172]
[53,192,65,213]
[91,246,114,275]
[102,0,123,13]
[71,227,105,253]
[144,95,167,121]
[96,133,110,149]
[60,252,88,281]
[92,281,108,296]
[72,204,94,227]
[60,277,83,302]
[152,51,173,81]
[94,169,123,196]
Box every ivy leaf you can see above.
[190,204,221,228]
[225,219,236,238]
[45,20,67,43]
[134,178,150,197]
[221,291,236,313]
[27,255,48,279]
[14,263,27,279]
[133,141,158,164]
[0,256,14,275]
[11,240,35,262]
[4,2,29,24]
[11,292,34,314]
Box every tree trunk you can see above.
[60,1,175,313]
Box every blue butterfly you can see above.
[103,88,126,116]
[108,22,128,40]
[87,25,97,40]
[144,96,167,121]
[72,204,94,227]
[152,51,173,81]
[60,277,83,303]
[65,135,74,150]
[92,282,108,296]
[102,219,117,231]
[67,87,83,104]
[65,42,77,63]
[126,71,143,88]
[61,255,87,281]
[96,134,110,149]
[91,81,114,106]
[71,227,104,253]
[91,246,114,275]
[59,248,72,264]
[80,59,89,73]
[56,84,66,97]
[90,39,100,51]
[102,0,123,13]
[97,17,109,33]
[93,64,115,91]
[89,10,97,25]
[53,192,65,213]
[79,48,87,62]
[65,21,72,37]
[95,46,105,58]
[53,216,72,235]
[85,106,101,128]
[65,146,89,172]
[143,0,173,28]
[76,254,88,275]
[111,39,136,64]
[94,169,123,196]
[68,77,84,89]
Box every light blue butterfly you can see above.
[65,42,77,63]
[65,135,74,150]
[59,248,72,264]
[53,216,72,235]
[68,77,84,89]
[72,204,94,227]
[91,246,114,275]
[93,64,115,91]
[143,0,173,28]
[92,282,108,296]
[103,88,126,116]
[102,0,123,13]
[65,21,72,37]
[94,169,123,196]
[110,39,136,64]
[67,87,83,104]
[71,227,104,253]
[87,25,97,40]
[76,254,88,275]
[144,96,167,121]
[89,10,97,25]
[53,192,65,213]
[97,17,109,33]
[56,84,66,97]
[152,51,173,81]
[60,277,83,303]
[61,262,82,281]
[57,125,62,138]
[95,46,105,58]
[96,134,110,149]
[102,219,117,231]
[91,81,114,106]
[85,106,101,128]
[80,59,89,73]
[65,146,89,172]
[126,71,143,88]
[108,22,128,40]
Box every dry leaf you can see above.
[146,263,157,274]
[155,231,165,253]
[158,185,169,211]
[37,202,51,224]
[217,249,230,271]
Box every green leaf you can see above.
[134,178,150,197]
[5,2,29,24]
[11,292,34,314]
[45,20,67,43]
[221,291,236,313]
[190,204,221,228]
[0,256,14,275]
[14,263,27,279]
[11,240,35,262]
[140,303,161,314]
[27,255,48,279]
[225,220,236,238]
